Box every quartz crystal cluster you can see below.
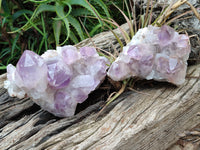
[4,46,109,117]
[107,25,191,85]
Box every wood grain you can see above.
[0,22,200,150]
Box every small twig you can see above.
[160,0,168,15]
[186,76,200,79]
[178,15,193,21]
[189,34,200,40]
[144,0,151,26]
[156,0,187,26]
[108,18,130,44]
[166,7,200,25]
[99,86,111,90]
[148,0,154,25]
[106,82,126,106]
[95,81,127,120]
[96,47,116,59]
[166,10,193,25]
[111,42,119,58]
[78,17,96,48]
[132,0,137,33]
[127,87,151,96]
[186,1,200,20]
[106,92,117,102]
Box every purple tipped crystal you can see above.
[59,46,80,65]
[108,62,131,81]
[80,47,98,58]
[139,54,154,77]
[15,50,47,90]
[127,45,143,60]
[158,25,174,43]
[107,25,191,85]
[47,60,72,89]
[5,46,109,117]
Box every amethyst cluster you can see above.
[4,46,109,117]
[4,25,191,117]
[107,25,191,85]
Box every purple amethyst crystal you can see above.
[47,60,72,89]
[15,50,48,91]
[80,47,98,58]
[5,46,109,117]
[158,25,175,44]
[107,25,191,85]
[58,45,80,65]
[54,91,77,117]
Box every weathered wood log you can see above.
[0,22,200,150]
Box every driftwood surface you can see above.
[0,23,200,150]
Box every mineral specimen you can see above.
[4,46,109,117]
[107,25,191,85]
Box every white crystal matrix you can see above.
[4,46,109,117]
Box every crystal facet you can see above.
[5,46,109,117]
[107,25,191,85]
[47,60,72,89]
[15,50,48,91]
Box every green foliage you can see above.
[0,0,112,73]
[10,0,110,46]
[0,0,34,72]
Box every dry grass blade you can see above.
[165,9,194,25]
[85,0,124,50]
[163,0,187,23]
[160,0,168,14]
[87,15,129,46]
[78,17,96,48]
[95,82,126,120]
[156,0,187,26]
[105,82,126,106]
[130,0,137,33]
[186,1,200,20]
[78,17,116,62]
[148,0,155,25]
[112,2,134,37]
[109,18,130,44]
[96,47,116,60]
[96,18,127,50]
[124,0,134,36]
[111,42,119,58]
[144,0,151,26]
[106,92,117,102]
[189,34,200,41]
[127,87,151,96]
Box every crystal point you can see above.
[16,50,47,90]
[47,60,72,89]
